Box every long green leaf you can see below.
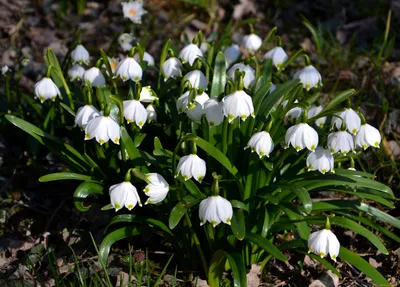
[73,181,104,212]
[280,203,310,240]
[39,172,93,182]
[245,232,287,262]
[210,51,226,97]
[231,209,245,240]
[208,250,226,287]
[168,201,188,229]
[225,252,247,287]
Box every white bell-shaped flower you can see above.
[242,33,262,52]
[246,131,274,158]
[285,123,319,152]
[123,99,147,128]
[263,47,288,69]
[34,77,61,103]
[283,100,303,122]
[306,147,334,174]
[2,65,9,75]
[224,44,240,67]
[144,173,169,204]
[204,97,224,127]
[199,195,233,227]
[308,229,340,261]
[84,115,120,145]
[162,57,183,80]
[75,105,100,130]
[175,154,206,183]
[71,44,90,65]
[183,70,208,90]
[308,105,326,128]
[355,124,381,150]
[121,1,147,24]
[294,65,322,90]
[139,86,158,103]
[118,33,134,51]
[83,67,106,87]
[334,108,361,135]
[200,42,209,53]
[146,104,157,123]
[328,131,354,155]
[227,63,255,89]
[223,90,255,123]
[176,91,209,122]
[68,64,85,81]
[134,52,154,66]
[179,43,203,66]
[109,181,142,211]
[115,57,142,82]
[269,83,277,93]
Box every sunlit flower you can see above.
[83,67,106,87]
[224,44,240,67]
[175,154,206,183]
[68,64,85,81]
[355,124,381,150]
[134,51,155,66]
[263,47,288,69]
[246,131,274,158]
[118,33,134,51]
[177,91,209,122]
[242,33,262,52]
[75,105,100,130]
[308,105,326,128]
[306,147,334,174]
[139,86,158,103]
[115,57,142,82]
[121,1,147,24]
[204,97,224,127]
[199,196,233,227]
[123,99,147,128]
[179,43,203,66]
[283,100,303,122]
[334,108,361,135]
[227,63,255,89]
[162,57,182,80]
[107,57,119,74]
[2,65,9,75]
[85,115,120,145]
[144,173,169,204]
[146,104,157,123]
[294,65,322,90]
[34,77,61,103]
[308,229,340,261]
[71,44,90,65]
[285,123,319,152]
[328,131,354,155]
[183,70,208,90]
[223,90,255,123]
[109,181,142,211]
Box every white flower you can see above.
[246,131,274,158]
[285,123,319,152]
[204,97,224,127]
[108,57,119,74]
[144,173,169,204]
[109,181,142,211]
[355,124,381,150]
[2,65,9,75]
[121,1,147,24]
[308,105,326,128]
[334,108,361,135]
[199,196,233,227]
[134,52,154,66]
[176,91,209,122]
[83,67,106,87]
[115,57,142,82]
[123,99,147,128]
[224,44,240,67]
[84,115,120,145]
[71,44,90,65]
[263,47,288,69]
[162,57,182,80]
[328,131,354,155]
[184,70,208,90]
[308,229,340,261]
[269,83,277,93]
[200,42,209,53]
[227,63,255,89]
[34,77,61,103]
[294,65,322,90]
[118,33,134,51]
[284,100,303,121]
[68,64,85,81]
[179,43,203,66]
[146,104,157,123]
[175,154,206,182]
[21,58,30,67]
[75,105,100,130]
[223,90,255,123]
[139,86,158,103]
[306,147,334,174]
[242,33,262,52]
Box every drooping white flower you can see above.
[294,65,322,90]
[179,43,203,66]
[144,173,169,204]
[175,154,206,183]
[224,44,240,67]
[285,123,319,152]
[134,52,155,66]
[75,105,100,130]
[84,115,120,145]
[118,33,134,51]
[246,131,274,158]
[355,124,381,150]
[115,57,142,82]
[2,65,9,75]
[334,108,361,135]
[68,64,85,81]
[34,77,61,103]
[162,57,183,80]
[328,131,354,155]
[223,90,255,123]
[308,105,326,128]
[306,147,334,174]
[227,63,255,89]
[283,100,303,121]
[308,229,340,261]
[139,86,158,103]
[199,196,233,227]
[242,33,262,52]
[146,104,157,123]
[123,99,147,128]
[183,70,208,90]
[109,181,142,211]
[176,91,209,122]
[121,1,147,24]
[263,47,288,69]
[204,97,224,127]
[83,67,106,87]
[71,44,90,65]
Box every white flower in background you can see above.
[269,83,277,93]
[123,99,147,128]
[21,58,30,67]
[334,108,361,135]
[139,86,158,103]
[328,131,354,155]
[175,154,206,182]
[118,33,134,51]
[199,196,233,227]
[71,44,90,65]
[284,100,303,121]
[146,104,157,123]
[263,47,288,69]
[242,33,262,52]
[115,57,143,82]
[355,124,381,150]
[204,97,224,127]
[85,115,120,145]
[109,181,142,211]
[179,43,203,66]
[246,131,274,158]
[285,123,319,152]
[83,67,106,87]
[144,173,169,204]
[134,52,155,66]
[308,105,326,128]
[121,1,147,24]
[176,91,209,122]
[68,64,85,81]
[200,42,209,53]
[2,65,9,75]
[306,147,334,174]
[162,57,183,80]
[224,44,240,67]
[184,70,208,90]
[223,90,255,123]
[34,77,61,103]
[75,105,100,130]
[227,63,255,89]
[294,65,322,90]
[308,229,340,261]
[107,57,119,74]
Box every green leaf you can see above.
[225,252,247,287]
[230,200,249,212]
[245,232,287,262]
[281,48,304,70]
[208,250,226,287]
[73,181,104,212]
[318,89,356,115]
[39,172,93,182]
[252,76,272,115]
[59,102,76,117]
[299,252,341,278]
[231,209,245,240]
[210,51,226,97]
[183,179,206,199]
[168,201,188,229]
[280,203,310,240]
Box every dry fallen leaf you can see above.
[247,264,261,287]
